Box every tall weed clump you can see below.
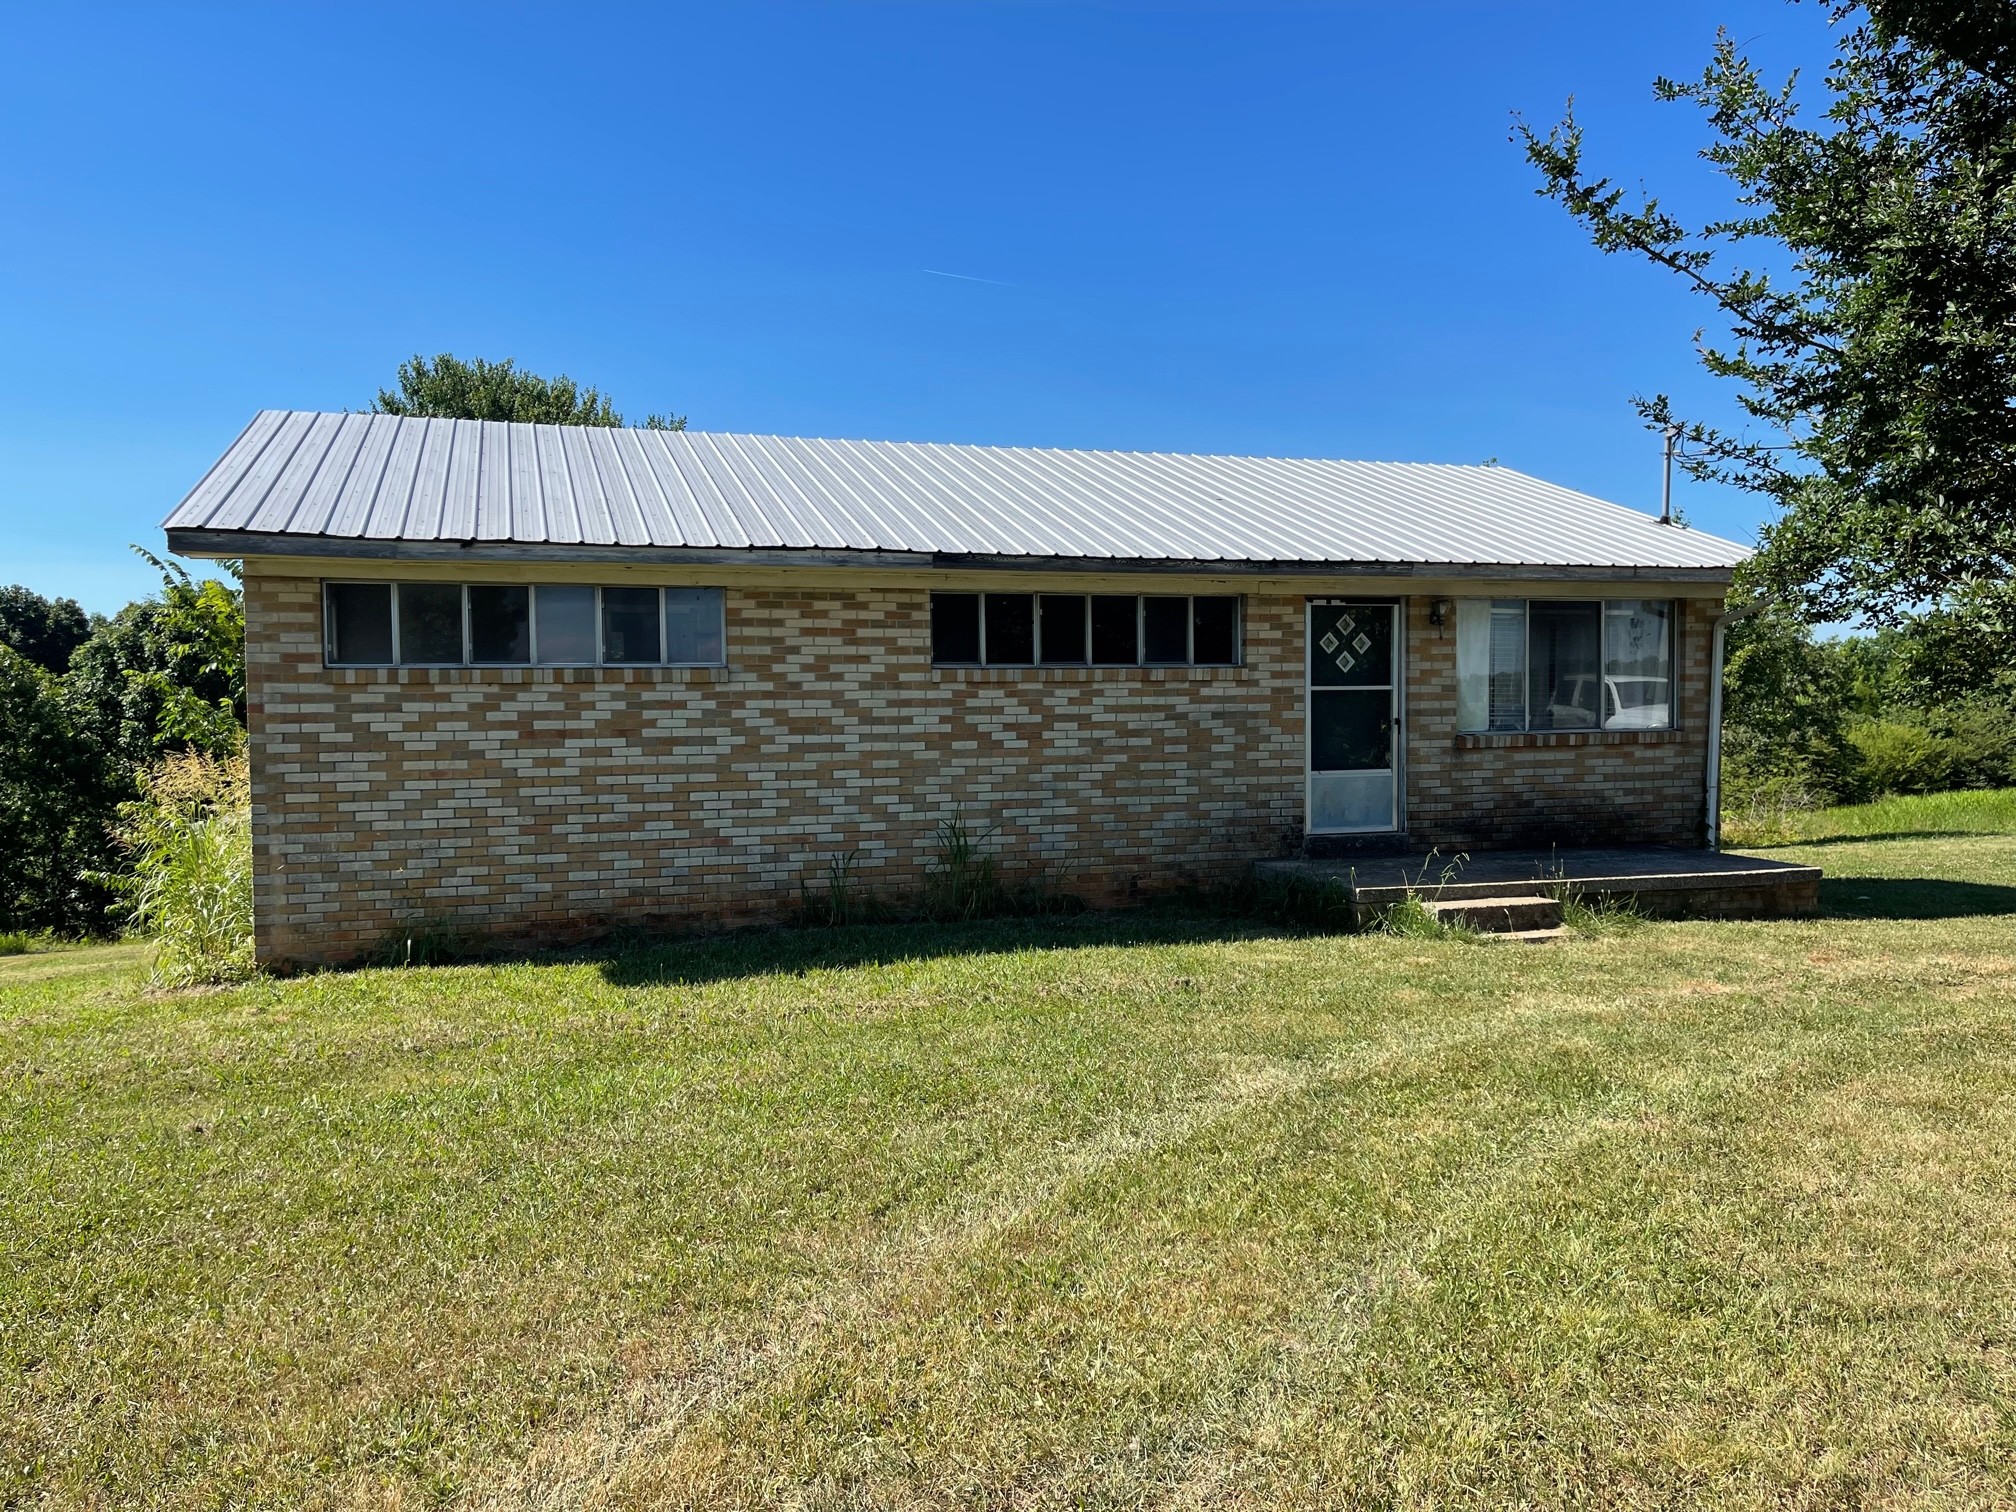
[114,749,254,986]
[923,816,1007,921]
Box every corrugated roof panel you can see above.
[711,432,852,547]
[437,419,480,541]
[608,429,690,544]
[216,410,318,532]
[584,428,650,547]
[286,414,374,537]
[172,412,277,530]
[660,436,746,549]
[557,425,619,546]
[162,411,1751,571]
[322,416,399,540]
[362,418,429,539]
[403,419,456,542]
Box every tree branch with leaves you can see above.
[1516,0,2016,659]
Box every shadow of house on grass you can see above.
[591,913,1288,990]
[1782,830,2016,848]
[1817,876,2016,920]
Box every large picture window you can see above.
[930,592,1241,667]
[1455,599,1674,732]
[323,583,726,668]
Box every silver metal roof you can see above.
[162,410,1749,573]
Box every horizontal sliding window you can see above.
[601,587,662,665]
[535,585,597,665]
[323,582,726,668]
[469,585,531,664]
[325,582,393,666]
[1455,598,1674,732]
[930,592,1241,667]
[397,583,463,665]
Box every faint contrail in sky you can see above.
[922,268,1016,286]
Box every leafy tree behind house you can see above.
[0,585,93,673]
[374,354,686,431]
[2,558,247,935]
[1519,0,2016,663]
[1721,607,2016,813]
[65,560,244,773]
[0,648,121,933]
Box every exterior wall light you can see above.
[1429,597,1453,628]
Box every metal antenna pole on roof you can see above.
[1660,423,1681,526]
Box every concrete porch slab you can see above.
[1254,845,1821,920]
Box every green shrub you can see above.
[0,931,32,956]
[1848,718,1963,796]
[114,750,254,987]
[1929,695,2016,789]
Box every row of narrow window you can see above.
[930,593,1240,667]
[321,585,1673,734]
[324,583,726,667]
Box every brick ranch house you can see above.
[164,411,1755,967]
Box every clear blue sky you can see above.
[2,0,1815,614]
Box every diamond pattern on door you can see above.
[1308,602,1392,689]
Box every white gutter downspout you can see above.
[1704,600,1762,851]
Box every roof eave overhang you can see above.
[164,529,1741,584]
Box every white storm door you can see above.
[1307,600,1400,834]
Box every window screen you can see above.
[1192,597,1238,665]
[326,582,393,665]
[398,583,464,665]
[323,583,728,668]
[1090,596,1139,665]
[468,586,531,664]
[1528,601,1602,730]
[534,586,598,664]
[931,592,1240,667]
[664,588,725,665]
[1038,595,1087,664]
[983,594,1036,664]
[1456,598,1675,732]
[601,587,662,664]
[1602,601,1673,730]
[931,593,982,663]
[1142,597,1189,664]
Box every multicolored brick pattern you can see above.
[243,572,1721,966]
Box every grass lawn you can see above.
[5,796,2016,1508]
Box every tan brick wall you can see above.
[244,573,1721,965]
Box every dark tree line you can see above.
[0,564,245,935]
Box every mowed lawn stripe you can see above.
[528,930,2016,1508]
[2,798,2014,1508]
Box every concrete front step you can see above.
[1485,925,1575,945]
[1427,894,1562,933]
